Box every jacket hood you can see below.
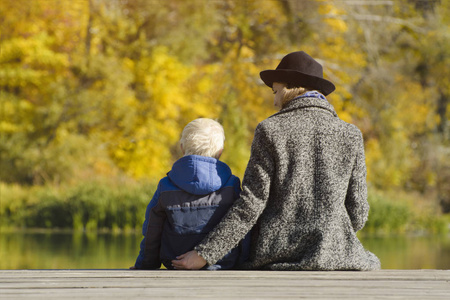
[167,155,232,195]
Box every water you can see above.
[0,231,141,269]
[0,231,449,269]
[360,235,450,269]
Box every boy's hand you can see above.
[171,250,207,270]
[129,266,137,270]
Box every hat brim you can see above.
[260,69,336,96]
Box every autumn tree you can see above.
[1,0,448,212]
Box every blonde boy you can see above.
[132,118,249,270]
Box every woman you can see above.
[172,51,380,271]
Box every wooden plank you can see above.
[0,270,449,299]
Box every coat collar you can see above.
[272,95,338,118]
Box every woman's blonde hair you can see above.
[180,118,224,159]
[279,83,312,109]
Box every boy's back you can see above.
[134,155,246,270]
[133,118,249,270]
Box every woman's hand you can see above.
[171,250,207,270]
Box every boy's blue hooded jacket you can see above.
[134,155,248,270]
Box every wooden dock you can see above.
[0,269,449,299]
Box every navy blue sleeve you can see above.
[134,181,163,269]
[233,175,242,197]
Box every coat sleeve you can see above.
[345,129,369,232]
[134,181,166,269]
[195,124,275,265]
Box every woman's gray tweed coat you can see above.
[195,96,381,271]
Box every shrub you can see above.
[363,192,412,234]
[361,190,448,235]
[0,180,155,231]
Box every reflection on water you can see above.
[360,234,450,270]
[0,231,141,269]
[0,231,449,269]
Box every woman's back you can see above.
[244,95,379,270]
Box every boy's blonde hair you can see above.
[180,118,225,159]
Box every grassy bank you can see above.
[0,181,448,234]
[0,180,154,232]
[361,190,449,235]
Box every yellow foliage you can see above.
[365,138,382,183]
[0,35,69,91]
[318,1,348,33]
[0,121,18,133]
[0,0,447,199]
[324,19,348,33]
[108,46,227,180]
[394,77,437,135]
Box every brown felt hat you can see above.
[260,51,335,96]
